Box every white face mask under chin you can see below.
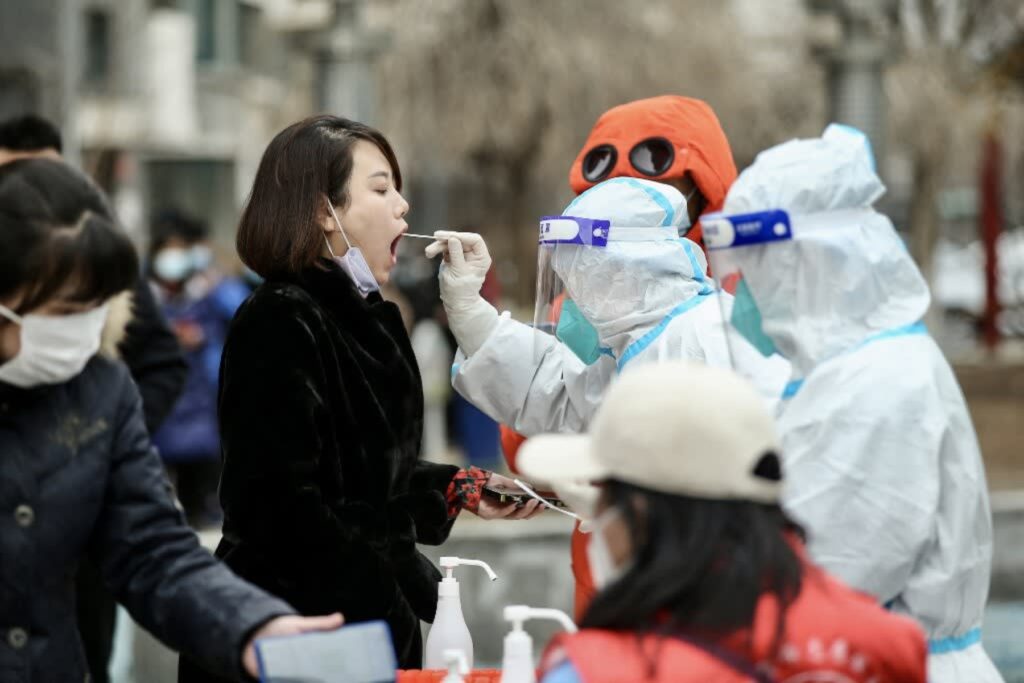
[325,202,379,298]
[586,506,633,590]
[0,302,110,388]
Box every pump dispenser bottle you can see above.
[442,649,469,683]
[499,605,577,683]
[424,557,498,669]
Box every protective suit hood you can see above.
[721,125,930,376]
[555,178,710,358]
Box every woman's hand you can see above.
[473,473,544,520]
[242,613,344,677]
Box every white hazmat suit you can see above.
[716,126,1000,683]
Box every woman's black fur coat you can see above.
[178,260,459,680]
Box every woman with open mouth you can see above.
[178,115,540,682]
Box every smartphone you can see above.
[482,483,567,509]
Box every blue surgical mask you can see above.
[153,248,193,283]
[325,202,379,298]
[556,298,604,365]
[190,244,213,271]
[731,277,777,357]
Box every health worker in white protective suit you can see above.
[424,177,789,440]
[702,124,1001,683]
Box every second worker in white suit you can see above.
[703,125,1001,683]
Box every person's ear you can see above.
[321,196,340,235]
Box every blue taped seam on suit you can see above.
[781,322,928,399]
[617,293,714,371]
[782,379,804,399]
[617,177,676,227]
[679,239,707,284]
[929,627,982,655]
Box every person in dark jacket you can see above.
[0,113,189,683]
[0,158,344,683]
[0,114,188,432]
[178,115,539,681]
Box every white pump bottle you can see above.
[424,557,498,670]
[442,649,470,683]
[499,605,578,683]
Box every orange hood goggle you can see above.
[568,95,738,252]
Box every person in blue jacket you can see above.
[147,209,250,527]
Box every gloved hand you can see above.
[425,231,500,356]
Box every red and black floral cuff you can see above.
[445,466,491,517]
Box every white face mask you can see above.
[325,202,379,298]
[0,302,110,388]
[586,506,633,590]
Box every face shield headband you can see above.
[533,215,685,362]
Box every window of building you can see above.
[195,0,217,63]
[83,8,112,86]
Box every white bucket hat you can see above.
[518,360,782,503]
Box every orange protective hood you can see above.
[569,95,737,248]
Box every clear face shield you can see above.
[532,216,614,364]
[702,210,796,372]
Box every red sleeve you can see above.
[444,466,491,517]
[501,426,528,473]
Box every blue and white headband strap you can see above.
[703,208,876,250]
[538,215,681,246]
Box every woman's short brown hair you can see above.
[237,115,402,278]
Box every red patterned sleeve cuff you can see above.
[445,467,491,517]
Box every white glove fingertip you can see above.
[424,241,446,258]
[447,237,465,265]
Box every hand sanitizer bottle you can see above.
[499,605,578,683]
[424,557,498,670]
[442,649,469,683]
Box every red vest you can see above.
[542,558,927,683]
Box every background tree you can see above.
[887,0,1024,279]
[376,0,824,305]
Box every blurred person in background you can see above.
[178,115,540,682]
[408,299,454,462]
[0,157,343,683]
[519,361,927,683]
[706,125,1001,682]
[500,95,745,617]
[147,209,249,528]
[0,113,186,683]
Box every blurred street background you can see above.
[2,0,1023,680]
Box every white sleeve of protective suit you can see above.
[451,316,616,435]
[779,346,941,603]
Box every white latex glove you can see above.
[425,231,499,356]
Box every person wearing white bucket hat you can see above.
[703,124,1001,683]
[516,361,926,683]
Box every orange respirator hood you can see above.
[569,95,738,249]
